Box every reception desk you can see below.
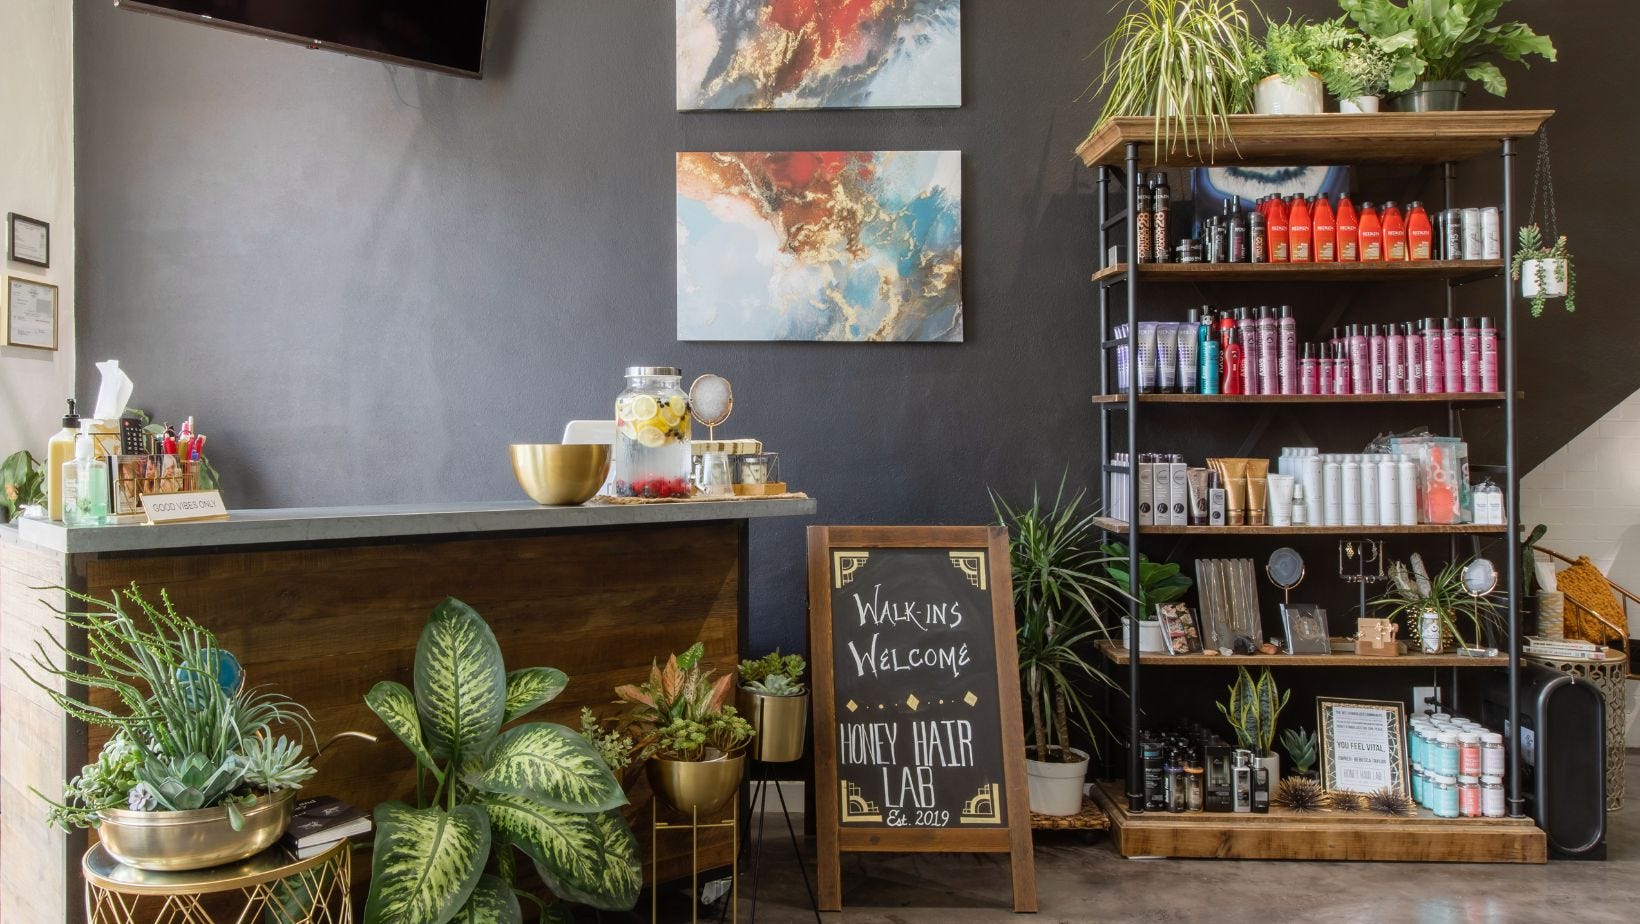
[0,497,815,923]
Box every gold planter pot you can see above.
[647,751,746,815]
[97,790,296,872]
[738,689,809,763]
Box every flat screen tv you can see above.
[115,1,490,78]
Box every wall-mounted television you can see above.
[115,1,490,78]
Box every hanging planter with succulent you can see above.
[1511,127,1575,316]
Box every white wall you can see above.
[1521,388,1640,591]
[0,0,74,460]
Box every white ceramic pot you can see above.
[1025,746,1089,816]
[1339,95,1381,114]
[1254,73,1324,115]
[1121,618,1168,654]
[1520,258,1570,299]
[1258,752,1281,790]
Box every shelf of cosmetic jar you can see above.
[1091,392,1506,405]
[1093,517,1507,537]
[1092,259,1503,287]
[1095,640,1508,668]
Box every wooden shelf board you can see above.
[1091,393,1504,405]
[1091,260,1501,286]
[1075,111,1554,170]
[1093,516,1507,537]
[1095,639,1507,668]
[1091,780,1546,862]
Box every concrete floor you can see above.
[717,757,1640,924]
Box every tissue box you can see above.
[1391,436,1471,524]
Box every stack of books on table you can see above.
[281,796,371,859]
[1524,636,1608,661]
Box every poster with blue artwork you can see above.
[676,0,961,110]
[1191,166,1353,235]
[677,150,962,342]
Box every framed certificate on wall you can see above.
[1318,698,1408,796]
[5,276,58,350]
[7,213,49,267]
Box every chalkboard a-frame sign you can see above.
[807,526,1037,913]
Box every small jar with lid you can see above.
[614,366,693,498]
[1458,775,1482,817]
[1457,732,1482,777]
[1433,731,1460,777]
[1481,776,1506,817]
[1480,731,1506,779]
[1411,767,1426,806]
[1429,774,1460,818]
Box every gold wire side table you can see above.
[84,839,353,924]
[653,801,738,924]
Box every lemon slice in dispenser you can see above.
[636,425,668,448]
[629,395,659,422]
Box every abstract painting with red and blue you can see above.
[676,0,961,110]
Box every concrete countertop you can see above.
[11,497,817,556]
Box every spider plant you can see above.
[1087,0,1257,159]
[1374,553,1502,649]
[992,478,1131,763]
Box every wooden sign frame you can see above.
[807,525,1036,913]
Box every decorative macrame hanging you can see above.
[1514,126,1575,315]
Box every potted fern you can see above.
[616,643,754,815]
[1217,667,1289,786]
[1324,33,1396,112]
[737,650,808,763]
[17,585,318,871]
[361,598,640,922]
[1511,224,1575,316]
[1340,0,1556,111]
[1249,17,1353,115]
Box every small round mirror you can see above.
[1463,558,1498,597]
[1267,547,1305,590]
[689,374,733,434]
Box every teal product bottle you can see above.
[1200,309,1221,394]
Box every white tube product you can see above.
[1267,474,1297,527]
[1361,456,1379,526]
[1398,454,1419,525]
[1156,323,1180,393]
[1342,458,1362,526]
[1323,456,1343,526]
[1170,457,1189,526]
[1137,323,1159,394]
[1300,453,1324,524]
[1178,322,1200,394]
[1137,455,1156,524]
[1378,455,1399,526]
[1152,455,1172,527]
[1291,483,1308,525]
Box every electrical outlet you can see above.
[1412,685,1441,715]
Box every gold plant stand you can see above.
[84,839,352,923]
[653,801,738,924]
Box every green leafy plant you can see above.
[1101,541,1193,620]
[13,585,315,830]
[994,480,1131,762]
[1339,0,1556,97]
[1375,553,1502,649]
[1323,33,1397,99]
[1510,223,1576,316]
[738,650,807,695]
[1,449,45,521]
[578,708,633,775]
[1249,16,1354,85]
[1216,667,1289,756]
[1087,0,1256,157]
[615,643,754,762]
[1280,727,1319,776]
[1522,523,1549,596]
[362,598,640,923]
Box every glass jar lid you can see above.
[626,366,681,377]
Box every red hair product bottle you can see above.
[1383,201,1408,261]
[1359,202,1383,261]
[1336,194,1360,262]
[1223,327,1245,395]
[1268,196,1290,263]
[1289,196,1313,263]
[1407,201,1433,261]
[1313,194,1337,262]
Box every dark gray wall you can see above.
[74,0,1635,658]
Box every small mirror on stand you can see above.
[1266,547,1305,604]
[689,374,733,439]
[1269,548,1327,655]
[1459,558,1500,657]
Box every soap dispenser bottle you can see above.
[47,398,80,521]
[63,427,108,527]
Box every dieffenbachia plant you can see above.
[363,598,641,924]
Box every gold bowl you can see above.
[96,790,295,872]
[647,750,746,815]
[509,444,610,506]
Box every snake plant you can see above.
[1216,667,1289,755]
[363,598,640,924]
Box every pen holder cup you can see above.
[110,455,218,517]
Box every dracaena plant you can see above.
[363,598,640,924]
[1339,0,1556,97]
[738,650,807,696]
[615,643,754,762]
[15,585,316,831]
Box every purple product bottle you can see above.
[1423,317,1444,394]
[1443,317,1463,393]
[1300,343,1319,395]
[1333,342,1351,395]
[1278,305,1298,395]
[1387,324,1406,394]
[1258,306,1279,396]
[1237,308,1259,395]
[1460,317,1480,393]
[1369,324,1387,395]
[1349,325,1370,396]
[1479,317,1499,393]
[1407,321,1425,394]
[1318,343,1335,395]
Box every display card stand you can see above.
[654,801,739,924]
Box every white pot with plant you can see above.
[1249,17,1353,115]
[1323,30,1394,112]
[994,481,1131,816]
[1341,0,1556,112]
[1511,223,1575,317]
[1104,541,1193,655]
[1089,0,1256,158]
[1217,666,1289,788]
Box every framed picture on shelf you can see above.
[1281,604,1330,655]
[1158,602,1202,655]
[7,213,48,267]
[5,276,57,350]
[1318,698,1408,796]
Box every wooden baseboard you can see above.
[1091,781,1546,863]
